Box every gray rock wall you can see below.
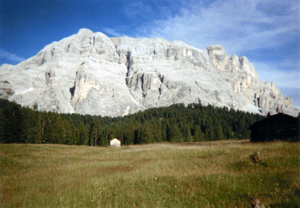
[0,28,298,117]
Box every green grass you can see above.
[0,140,299,207]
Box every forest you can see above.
[0,98,264,145]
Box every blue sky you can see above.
[1,0,299,108]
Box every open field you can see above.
[0,140,299,207]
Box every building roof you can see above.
[110,138,121,142]
[249,113,297,130]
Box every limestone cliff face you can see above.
[0,29,298,116]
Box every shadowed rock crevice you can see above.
[125,52,132,76]
[69,85,75,99]
[158,74,164,83]
[45,70,55,86]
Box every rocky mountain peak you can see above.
[0,29,298,117]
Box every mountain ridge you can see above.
[0,28,298,117]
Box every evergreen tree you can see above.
[64,119,77,145]
[193,125,205,142]
[0,98,265,145]
[90,119,100,146]
[33,113,44,144]
[210,128,215,141]
[2,105,23,143]
[152,120,163,142]
[99,134,105,146]
[183,124,192,142]
[134,124,145,144]
[103,136,109,146]
[198,129,205,141]
[123,120,135,145]
[42,114,54,143]
[55,116,66,144]
[204,129,210,141]
[68,119,77,145]
[111,124,122,142]
[21,108,36,143]
[143,123,154,143]
[167,123,182,143]
[161,121,168,141]
[216,123,224,140]
[77,122,88,145]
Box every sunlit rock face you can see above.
[0,28,298,116]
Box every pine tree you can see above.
[167,123,182,143]
[123,120,135,145]
[33,113,44,144]
[111,124,121,142]
[210,128,215,141]
[143,123,154,144]
[42,114,52,143]
[2,105,23,143]
[134,124,144,144]
[21,108,36,143]
[199,129,205,141]
[161,121,168,141]
[99,134,105,146]
[216,123,224,140]
[90,119,100,146]
[0,98,266,145]
[68,119,77,145]
[183,124,192,142]
[64,119,76,145]
[193,125,200,142]
[152,120,163,142]
[54,116,66,144]
[78,122,88,145]
[103,136,109,146]
[204,129,210,141]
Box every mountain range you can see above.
[0,28,298,117]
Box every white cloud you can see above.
[102,28,127,37]
[123,1,153,18]
[131,0,300,108]
[137,0,299,55]
[122,0,186,21]
[0,49,25,63]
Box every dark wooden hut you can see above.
[249,113,300,142]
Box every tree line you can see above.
[0,98,264,145]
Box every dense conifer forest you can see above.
[0,98,264,145]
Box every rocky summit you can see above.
[0,29,298,117]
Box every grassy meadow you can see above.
[0,140,299,207]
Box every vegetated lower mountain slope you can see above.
[0,98,264,145]
[0,29,298,117]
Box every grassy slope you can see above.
[0,140,299,208]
